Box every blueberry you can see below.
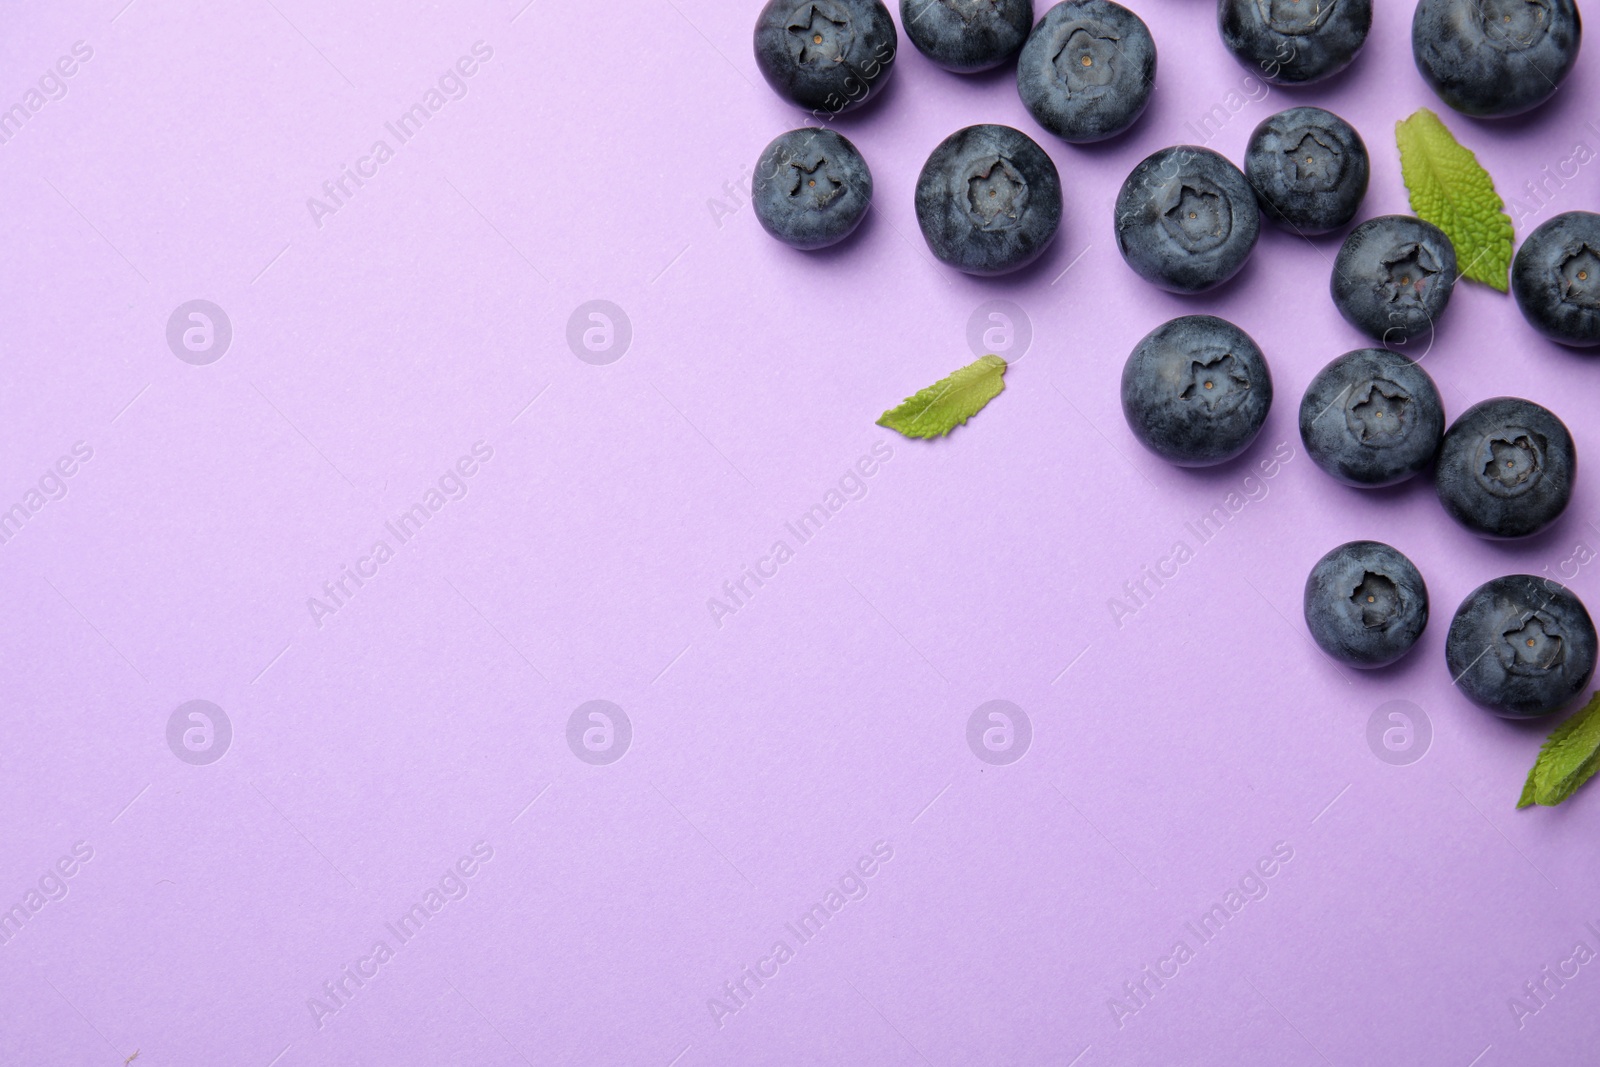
[1446,575,1597,719]
[1114,146,1260,294]
[752,128,873,250]
[1513,211,1600,348]
[1330,215,1457,344]
[914,124,1062,275]
[1121,315,1273,466]
[1435,397,1576,540]
[1412,0,1581,118]
[754,0,898,115]
[1299,349,1444,487]
[902,0,1033,72]
[1304,541,1429,668]
[1016,0,1156,143]
[1244,107,1369,235]
[1219,0,1372,84]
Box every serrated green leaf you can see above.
[1518,773,1537,810]
[876,354,1007,439]
[1396,108,1514,291]
[1518,692,1600,808]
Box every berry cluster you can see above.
[750,0,1595,719]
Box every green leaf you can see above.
[1396,107,1514,292]
[1518,692,1600,808]
[876,354,1007,439]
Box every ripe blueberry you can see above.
[1330,215,1457,345]
[1016,0,1156,144]
[1219,0,1373,85]
[752,128,874,250]
[1245,107,1369,235]
[1304,541,1429,668]
[1299,348,1444,487]
[914,124,1062,276]
[1412,0,1581,118]
[1446,575,1597,719]
[901,0,1033,73]
[1435,397,1576,540]
[754,0,898,115]
[1512,210,1600,348]
[1121,315,1273,467]
[1115,146,1260,293]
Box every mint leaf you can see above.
[1396,107,1514,292]
[876,354,1007,439]
[1518,692,1600,808]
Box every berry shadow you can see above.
[1255,206,1361,249]
[1259,219,1353,247]
[776,205,880,266]
[1471,503,1588,564]
[1146,420,1282,488]
[1385,629,1439,678]
[1454,59,1595,140]
[1386,311,1458,378]
[954,225,1077,288]
[802,67,905,136]
[922,58,1022,92]
[1035,104,1161,159]
[1330,624,1439,695]
[1328,465,1441,509]
[1147,248,1263,304]
[1457,104,1571,139]
[1249,62,1366,102]
[1495,695,1588,738]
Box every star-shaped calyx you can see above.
[1504,615,1564,672]
[787,156,845,208]
[1161,185,1230,254]
[1350,572,1401,628]
[1481,0,1551,50]
[1180,352,1249,412]
[1560,244,1600,309]
[1283,131,1341,189]
[1482,434,1542,491]
[1345,380,1411,444]
[788,5,852,64]
[967,157,1029,230]
[1382,245,1441,309]
[1053,28,1118,91]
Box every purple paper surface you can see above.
[3,1,1600,1064]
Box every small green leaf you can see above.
[1518,692,1600,808]
[876,354,1007,439]
[1396,107,1514,291]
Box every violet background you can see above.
[2,0,1599,1063]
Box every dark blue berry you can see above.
[1304,541,1429,668]
[1115,146,1260,293]
[1299,349,1444,487]
[1121,315,1273,467]
[752,129,873,250]
[1435,397,1576,540]
[1219,0,1372,84]
[1016,0,1156,143]
[1245,107,1369,235]
[1413,0,1582,118]
[1446,575,1597,719]
[901,0,1033,72]
[914,124,1062,276]
[754,0,898,115]
[1513,210,1600,348]
[1330,215,1457,345]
